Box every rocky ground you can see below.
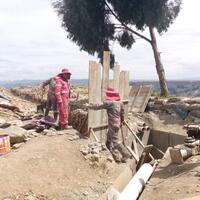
[0,132,125,200]
[0,86,125,200]
[140,155,200,200]
[0,85,200,200]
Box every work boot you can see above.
[116,144,131,163]
[105,140,112,151]
[53,112,58,121]
[111,149,121,163]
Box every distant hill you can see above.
[130,80,200,97]
[0,80,42,88]
[0,79,88,88]
[0,79,199,97]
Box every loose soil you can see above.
[140,155,200,200]
[0,134,124,200]
[0,86,198,200]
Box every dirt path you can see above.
[140,155,200,200]
[0,135,124,200]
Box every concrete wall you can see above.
[149,130,186,153]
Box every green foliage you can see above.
[108,0,182,33]
[116,31,135,49]
[53,0,114,57]
[53,0,182,59]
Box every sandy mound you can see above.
[0,134,124,200]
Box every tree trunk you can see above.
[149,27,169,97]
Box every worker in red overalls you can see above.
[54,68,71,130]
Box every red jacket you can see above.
[54,76,70,103]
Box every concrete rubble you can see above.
[148,97,200,122]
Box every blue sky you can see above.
[0,0,200,81]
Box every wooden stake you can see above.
[121,127,139,162]
[90,128,99,142]
[124,121,155,161]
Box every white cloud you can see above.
[0,0,199,80]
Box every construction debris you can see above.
[148,97,200,122]
[80,142,106,156]
[69,108,88,136]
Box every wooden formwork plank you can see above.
[88,61,102,136]
[113,64,120,91]
[119,71,130,145]
[129,85,153,113]
[100,51,110,142]
[108,80,114,88]
[101,51,110,100]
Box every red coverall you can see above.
[54,76,70,129]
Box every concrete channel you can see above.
[99,129,186,200]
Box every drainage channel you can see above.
[99,129,186,200]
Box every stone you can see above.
[80,146,90,155]
[0,118,6,124]
[83,191,89,196]
[12,143,24,149]
[21,120,37,130]
[107,156,114,162]
[68,135,79,141]
[57,132,64,135]
[64,129,79,135]
[101,144,107,151]
[10,120,23,127]
[90,154,100,162]
[24,195,37,200]
[24,138,31,142]
[91,148,100,154]
[32,132,40,137]
[0,122,11,128]
[0,125,26,144]
[88,142,101,148]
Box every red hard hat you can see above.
[59,68,71,75]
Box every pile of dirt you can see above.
[0,87,36,120]
[0,134,124,200]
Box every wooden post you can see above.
[101,51,110,100]
[113,64,120,91]
[119,71,129,139]
[108,80,114,88]
[119,71,129,122]
[88,61,102,140]
[100,51,110,142]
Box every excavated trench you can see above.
[149,129,185,158]
[100,129,186,200]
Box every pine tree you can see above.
[53,0,182,96]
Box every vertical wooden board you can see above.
[119,71,129,139]
[129,85,153,113]
[108,80,114,88]
[119,71,129,117]
[88,61,102,133]
[100,52,110,142]
[113,64,120,91]
[101,51,110,100]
